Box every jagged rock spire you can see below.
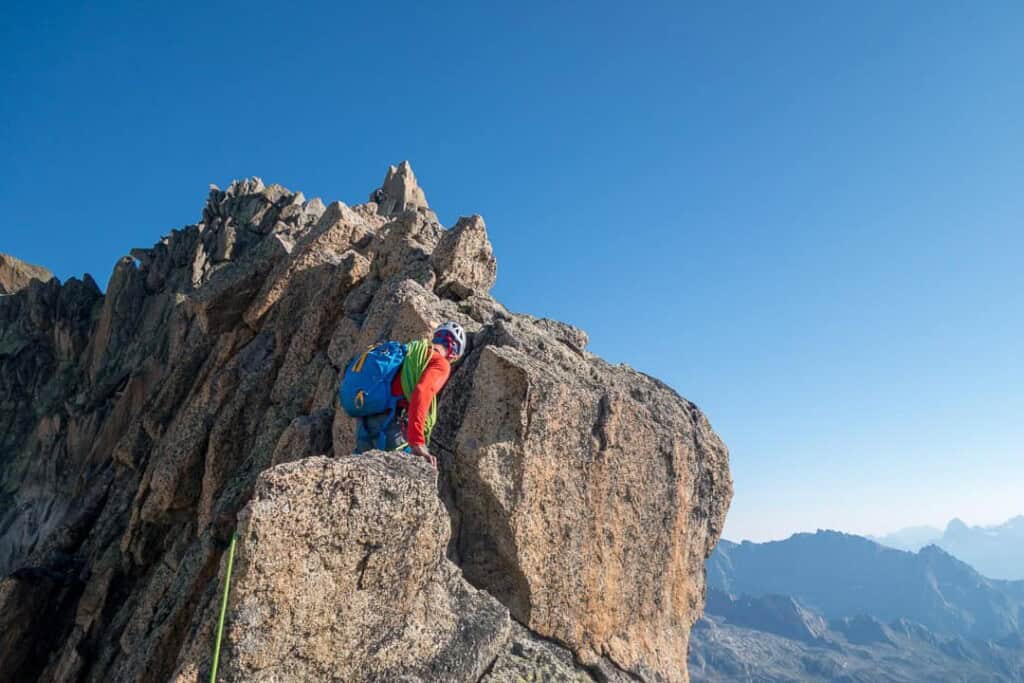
[369,160,429,217]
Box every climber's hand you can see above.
[410,444,437,469]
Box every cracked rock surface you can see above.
[0,162,732,683]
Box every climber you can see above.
[340,322,466,468]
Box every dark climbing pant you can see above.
[353,412,406,454]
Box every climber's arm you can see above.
[405,352,450,451]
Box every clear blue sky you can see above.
[3,1,1021,541]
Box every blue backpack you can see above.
[339,341,407,448]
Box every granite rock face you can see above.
[436,316,731,682]
[0,162,732,683]
[172,455,510,683]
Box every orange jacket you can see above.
[389,348,450,447]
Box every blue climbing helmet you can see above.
[432,321,466,359]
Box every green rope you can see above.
[400,339,438,444]
[209,534,237,683]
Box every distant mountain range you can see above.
[707,530,1024,639]
[690,530,1024,681]
[691,590,1024,682]
[868,525,943,551]
[871,515,1024,580]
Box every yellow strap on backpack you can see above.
[352,346,373,373]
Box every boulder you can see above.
[203,455,511,683]
[437,314,732,682]
[432,215,497,300]
[370,210,443,286]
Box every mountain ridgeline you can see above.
[708,531,1024,639]
[691,530,1024,681]
[0,163,732,683]
[873,516,1024,580]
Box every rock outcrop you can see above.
[0,162,732,683]
[0,252,53,294]
[439,318,730,680]
[173,455,511,682]
[431,215,497,300]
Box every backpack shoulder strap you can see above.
[400,339,433,400]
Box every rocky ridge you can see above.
[707,532,1024,640]
[696,533,1024,681]
[872,516,1024,580]
[690,594,1024,682]
[0,163,732,682]
[0,252,54,294]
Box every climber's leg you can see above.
[353,413,406,454]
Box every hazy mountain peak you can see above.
[946,517,970,535]
[705,530,1023,640]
